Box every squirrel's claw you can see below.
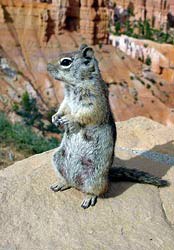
[50,183,71,192]
[52,113,62,126]
[59,115,80,133]
[81,195,97,209]
[58,116,70,125]
[52,113,80,133]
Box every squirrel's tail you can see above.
[109,167,169,187]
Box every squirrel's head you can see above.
[47,44,100,85]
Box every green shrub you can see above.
[127,5,134,16]
[111,17,174,45]
[98,42,103,49]
[149,78,156,84]
[144,20,153,40]
[145,56,152,66]
[13,92,61,134]
[0,112,11,134]
[146,84,151,89]
[16,91,42,126]
[115,21,121,35]
[0,112,59,154]
[12,103,19,112]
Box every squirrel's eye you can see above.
[60,58,72,68]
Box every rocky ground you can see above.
[0,142,27,169]
[0,117,174,250]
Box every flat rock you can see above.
[0,117,174,250]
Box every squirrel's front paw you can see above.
[52,113,62,127]
[59,115,80,133]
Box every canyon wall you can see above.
[0,0,174,126]
[0,0,108,46]
[109,34,174,83]
[0,0,108,111]
[112,0,174,31]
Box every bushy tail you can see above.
[109,167,169,187]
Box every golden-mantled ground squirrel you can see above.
[47,44,168,209]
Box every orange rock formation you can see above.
[0,0,174,126]
[112,0,174,31]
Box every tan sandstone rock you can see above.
[0,117,174,250]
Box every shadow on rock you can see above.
[105,140,174,198]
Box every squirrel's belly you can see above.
[54,124,115,187]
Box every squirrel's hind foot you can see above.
[81,195,97,209]
[50,183,71,192]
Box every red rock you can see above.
[113,0,174,30]
[0,1,174,127]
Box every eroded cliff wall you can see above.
[0,0,108,46]
[0,0,174,125]
[112,0,174,30]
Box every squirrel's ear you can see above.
[79,44,88,51]
[82,47,94,59]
